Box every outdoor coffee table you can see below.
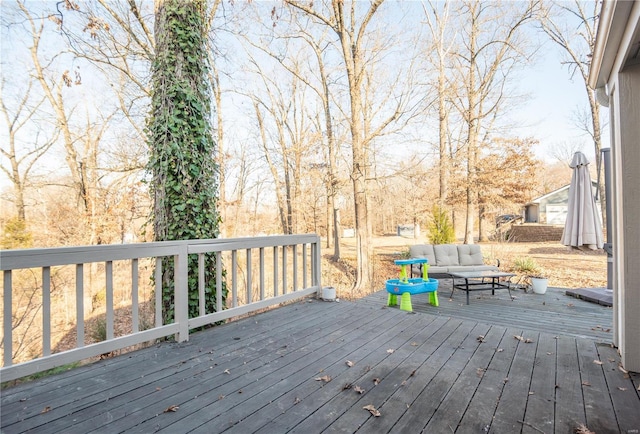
[449,270,516,305]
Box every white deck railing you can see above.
[1,234,322,382]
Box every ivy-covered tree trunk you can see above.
[148,0,224,323]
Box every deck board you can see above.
[520,332,558,434]
[361,284,613,341]
[576,339,620,434]
[421,324,511,433]
[555,336,587,432]
[466,327,531,434]
[2,287,638,434]
[596,343,640,432]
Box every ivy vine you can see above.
[146,0,225,324]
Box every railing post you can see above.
[3,271,13,367]
[313,236,321,291]
[131,258,139,333]
[175,243,189,342]
[246,249,252,304]
[43,267,51,356]
[282,245,287,294]
[155,258,163,328]
[198,253,205,317]
[302,244,308,289]
[216,251,222,312]
[76,264,84,348]
[106,261,114,340]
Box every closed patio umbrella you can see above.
[561,151,604,250]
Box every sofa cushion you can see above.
[426,266,450,275]
[409,244,436,265]
[434,244,459,266]
[446,265,499,273]
[457,244,484,266]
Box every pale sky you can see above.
[514,43,608,164]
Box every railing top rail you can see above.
[1,234,320,271]
[188,234,320,253]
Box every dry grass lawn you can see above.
[322,236,608,300]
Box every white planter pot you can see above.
[321,286,336,301]
[531,278,548,294]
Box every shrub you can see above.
[512,257,540,275]
[1,217,33,249]
[428,205,455,245]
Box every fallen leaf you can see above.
[224,369,230,374]
[477,335,485,343]
[496,348,504,353]
[41,406,51,413]
[411,342,418,346]
[218,395,225,400]
[346,360,354,367]
[618,386,627,391]
[315,375,331,382]
[618,364,629,374]
[343,383,353,390]
[373,378,380,385]
[354,385,365,394]
[528,391,535,395]
[514,335,524,342]
[476,368,485,378]
[363,404,381,417]
[410,370,416,376]
[387,349,395,354]
[582,381,591,386]
[574,423,595,434]
[164,405,179,413]
[294,397,301,405]
[524,338,534,344]
[593,360,603,365]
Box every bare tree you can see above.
[422,1,457,207]
[240,10,345,255]
[283,0,424,292]
[539,0,605,223]
[247,49,318,235]
[450,0,541,243]
[0,79,56,221]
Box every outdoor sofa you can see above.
[409,244,499,279]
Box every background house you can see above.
[523,181,600,224]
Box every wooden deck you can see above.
[2,285,639,433]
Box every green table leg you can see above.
[400,292,412,312]
[387,293,398,306]
[429,291,439,307]
[399,264,409,283]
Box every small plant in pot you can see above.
[511,257,547,293]
[528,272,549,294]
